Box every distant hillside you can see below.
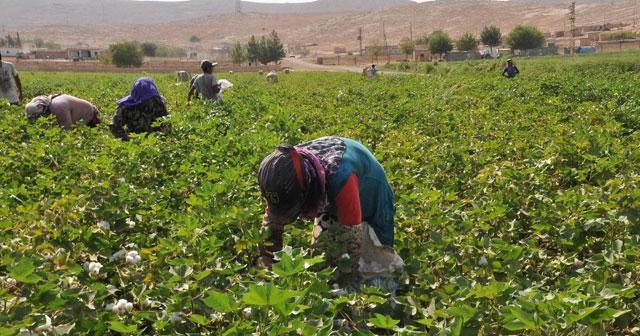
[3,0,637,53]
[2,0,413,26]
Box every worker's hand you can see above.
[256,255,273,269]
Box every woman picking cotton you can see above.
[110,77,169,140]
[25,94,101,129]
[257,136,404,292]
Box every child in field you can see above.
[25,94,100,129]
[502,59,520,78]
[257,137,404,292]
[188,60,221,102]
[110,77,168,140]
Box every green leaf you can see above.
[203,291,237,313]
[108,321,137,334]
[242,283,299,306]
[10,259,42,284]
[53,322,75,335]
[467,281,509,299]
[451,317,463,336]
[367,313,400,330]
[582,308,630,325]
[507,306,538,330]
[194,269,212,281]
[272,253,305,277]
[189,314,209,326]
[447,304,477,322]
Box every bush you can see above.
[506,25,545,51]
[109,42,143,67]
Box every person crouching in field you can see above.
[110,77,168,140]
[257,137,404,292]
[25,94,100,129]
[188,60,221,103]
[502,59,520,78]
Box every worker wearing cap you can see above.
[257,136,404,291]
[188,59,220,102]
[502,59,520,78]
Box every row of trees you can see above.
[230,30,285,65]
[394,25,545,58]
[0,33,22,48]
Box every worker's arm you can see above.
[335,173,362,226]
[187,85,196,102]
[14,74,23,102]
[257,209,286,268]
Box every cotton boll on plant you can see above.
[125,250,141,265]
[109,249,127,262]
[83,262,103,275]
[97,220,110,230]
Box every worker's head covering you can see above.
[117,77,161,107]
[507,58,513,63]
[259,144,327,222]
[25,95,53,119]
[200,59,218,71]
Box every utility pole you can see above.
[358,27,363,56]
[235,0,242,14]
[568,1,576,54]
[382,21,389,64]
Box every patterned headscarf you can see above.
[25,95,53,119]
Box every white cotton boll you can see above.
[97,220,110,230]
[126,251,141,265]
[242,307,252,319]
[105,303,115,312]
[478,256,489,267]
[118,177,126,183]
[340,253,350,260]
[126,218,136,229]
[125,302,133,312]
[194,228,204,235]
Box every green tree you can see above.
[399,37,415,59]
[367,42,384,62]
[247,35,260,65]
[506,25,545,51]
[481,25,502,55]
[428,31,453,57]
[456,32,478,52]
[266,30,286,64]
[257,36,270,65]
[140,42,158,57]
[33,38,45,48]
[109,41,144,67]
[189,35,201,43]
[231,42,247,65]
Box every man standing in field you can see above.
[0,53,23,105]
[188,60,221,102]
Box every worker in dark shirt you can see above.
[110,77,169,140]
[502,59,520,78]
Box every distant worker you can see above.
[25,94,100,129]
[188,60,221,102]
[266,70,278,83]
[110,77,169,140]
[370,64,378,76]
[502,59,520,78]
[0,53,23,105]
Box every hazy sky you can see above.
[142,0,438,2]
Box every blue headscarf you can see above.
[117,77,161,107]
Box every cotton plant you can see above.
[109,244,142,265]
[105,299,134,315]
[83,261,103,276]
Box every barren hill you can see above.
[4,0,638,52]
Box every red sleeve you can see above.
[336,173,362,226]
